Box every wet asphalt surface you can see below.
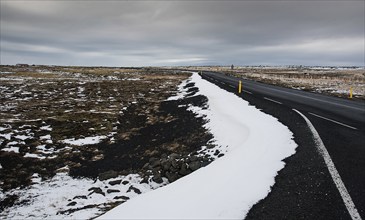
[201,72,364,219]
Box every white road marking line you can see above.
[264,97,282,105]
[293,109,362,220]
[308,112,357,130]
[221,82,226,85]
[250,83,364,111]
[206,73,362,112]
[242,89,252,94]
[229,85,235,88]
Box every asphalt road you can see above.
[200,71,365,219]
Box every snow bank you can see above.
[97,73,297,219]
[1,173,168,219]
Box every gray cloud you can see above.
[1,1,364,66]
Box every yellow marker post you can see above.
[349,87,353,99]
[238,81,242,94]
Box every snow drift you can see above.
[98,73,297,219]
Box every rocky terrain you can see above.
[0,66,222,218]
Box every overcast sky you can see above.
[1,0,364,66]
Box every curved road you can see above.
[200,71,365,219]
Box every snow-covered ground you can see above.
[1,72,297,219]
[0,172,168,219]
[97,73,297,219]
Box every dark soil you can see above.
[0,66,217,214]
[70,94,212,179]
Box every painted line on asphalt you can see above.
[251,82,363,111]
[242,89,252,94]
[207,73,364,112]
[264,97,282,105]
[221,82,226,85]
[293,109,362,220]
[229,85,235,89]
[308,112,357,130]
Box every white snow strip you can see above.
[6,141,19,146]
[166,79,190,101]
[15,135,32,140]
[2,146,19,153]
[308,112,357,130]
[293,109,361,220]
[40,134,51,140]
[24,153,46,160]
[60,136,107,146]
[98,73,297,219]
[40,125,52,131]
[0,133,12,140]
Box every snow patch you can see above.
[167,79,190,101]
[24,153,46,160]
[0,173,168,219]
[125,78,141,81]
[15,135,32,140]
[2,146,20,153]
[98,73,297,219]
[40,125,52,131]
[40,134,51,140]
[0,133,12,140]
[60,136,107,146]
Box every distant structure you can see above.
[231,64,234,70]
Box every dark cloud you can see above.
[1,1,364,66]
